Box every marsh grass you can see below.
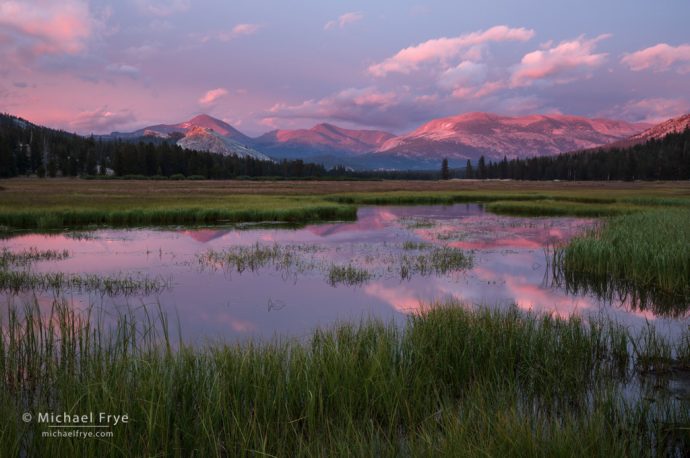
[326,264,372,286]
[1,180,689,231]
[0,204,358,230]
[0,270,170,296]
[401,240,430,250]
[0,248,69,268]
[0,300,687,456]
[400,217,437,229]
[486,199,641,217]
[199,243,321,274]
[399,246,473,280]
[552,209,690,317]
[200,242,473,285]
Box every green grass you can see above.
[199,242,473,284]
[0,270,170,296]
[1,180,689,230]
[0,248,169,295]
[486,199,643,217]
[399,246,473,280]
[326,263,372,286]
[198,243,320,274]
[0,248,69,268]
[1,300,687,457]
[552,209,690,316]
[0,203,357,231]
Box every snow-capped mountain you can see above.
[374,112,651,163]
[177,126,271,160]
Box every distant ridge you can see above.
[106,112,661,169]
[602,113,690,149]
[373,112,651,163]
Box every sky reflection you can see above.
[1,204,687,343]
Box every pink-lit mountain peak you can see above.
[378,112,651,161]
[628,113,690,141]
[258,122,395,154]
[602,113,690,149]
[176,114,249,141]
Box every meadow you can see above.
[1,178,689,230]
[1,178,689,455]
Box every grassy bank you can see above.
[0,202,356,231]
[1,178,689,230]
[1,300,688,457]
[552,209,690,316]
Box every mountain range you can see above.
[105,112,690,170]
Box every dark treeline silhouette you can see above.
[465,128,690,181]
[0,114,329,179]
[2,113,689,180]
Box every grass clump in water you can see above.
[553,209,690,316]
[402,240,430,250]
[1,300,687,456]
[326,263,372,286]
[400,246,473,279]
[0,271,170,296]
[199,243,320,274]
[0,247,69,268]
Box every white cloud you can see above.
[105,63,140,79]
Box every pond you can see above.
[1,204,688,343]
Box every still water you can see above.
[2,204,687,342]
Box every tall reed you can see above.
[1,300,687,457]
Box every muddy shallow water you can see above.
[2,204,688,343]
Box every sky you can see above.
[1,0,689,136]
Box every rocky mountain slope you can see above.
[254,123,395,159]
[177,126,271,160]
[604,113,690,149]
[374,112,650,163]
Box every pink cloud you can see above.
[69,107,136,134]
[199,88,229,105]
[438,61,487,90]
[265,87,406,128]
[217,23,262,41]
[363,283,430,314]
[510,34,610,87]
[369,25,534,77]
[0,0,95,59]
[621,43,690,73]
[324,12,364,30]
[601,98,690,124]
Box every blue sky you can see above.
[1,0,689,135]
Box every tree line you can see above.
[457,127,690,181]
[2,113,689,180]
[0,114,328,179]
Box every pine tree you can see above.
[465,160,473,179]
[478,156,486,179]
[441,158,450,180]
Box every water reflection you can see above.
[1,204,688,343]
